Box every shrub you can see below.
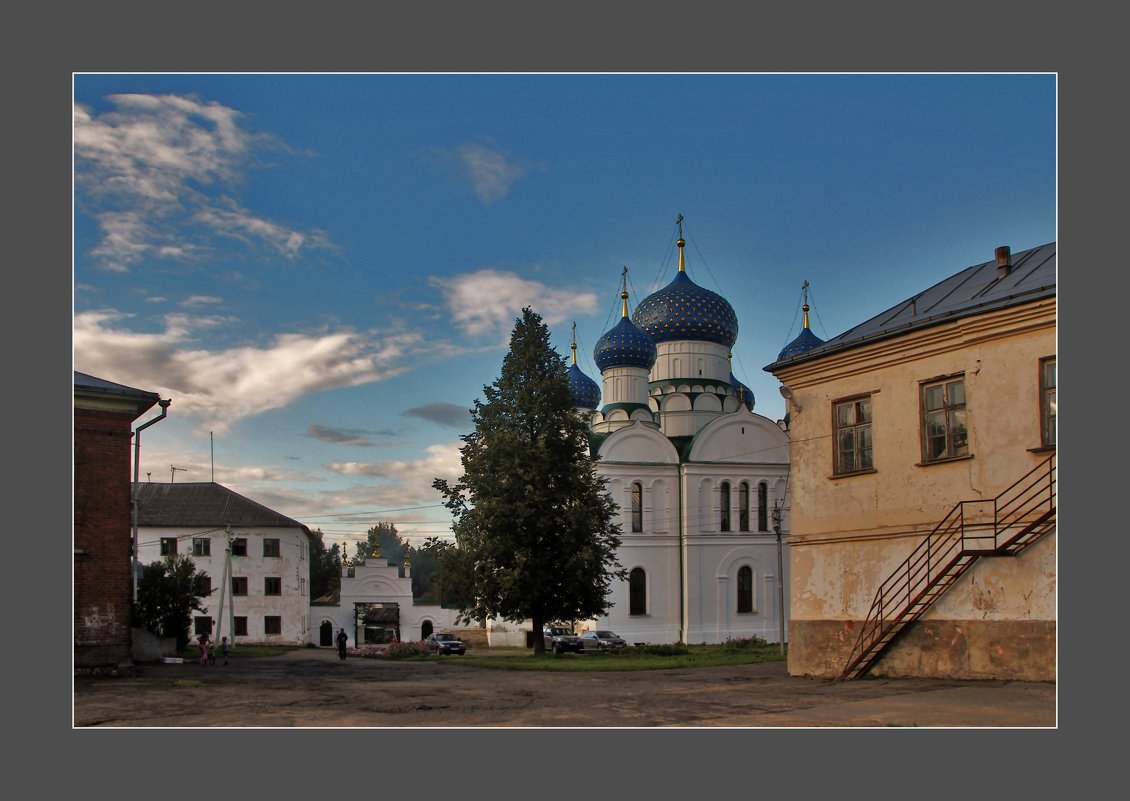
[384,641,429,660]
[721,636,770,652]
[624,643,689,657]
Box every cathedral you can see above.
[567,223,823,645]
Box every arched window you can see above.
[720,482,731,532]
[758,482,769,532]
[737,566,753,613]
[631,482,643,533]
[629,568,647,616]
[739,482,750,531]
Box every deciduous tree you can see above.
[133,554,208,651]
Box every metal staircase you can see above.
[839,454,1055,681]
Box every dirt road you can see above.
[72,647,1055,728]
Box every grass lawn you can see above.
[176,641,787,671]
[431,643,786,672]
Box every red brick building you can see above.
[74,372,166,672]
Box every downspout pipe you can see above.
[131,399,171,603]
[678,463,686,644]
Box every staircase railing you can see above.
[839,454,1055,680]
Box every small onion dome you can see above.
[631,271,739,348]
[730,372,755,411]
[777,326,825,361]
[594,315,658,371]
[567,362,601,410]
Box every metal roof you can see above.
[765,242,1056,372]
[134,481,310,534]
[74,371,160,402]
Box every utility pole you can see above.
[772,501,786,656]
[214,528,235,648]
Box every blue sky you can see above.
[72,73,1056,554]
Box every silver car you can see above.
[579,630,628,652]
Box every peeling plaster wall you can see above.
[773,299,1056,680]
[137,524,312,645]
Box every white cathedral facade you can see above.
[567,229,812,646]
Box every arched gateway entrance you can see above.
[319,620,334,647]
[355,602,401,644]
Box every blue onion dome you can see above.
[568,362,601,410]
[730,372,755,411]
[594,290,658,371]
[630,237,739,347]
[777,295,825,361]
[777,327,825,361]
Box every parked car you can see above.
[543,626,584,654]
[579,630,628,652]
[424,632,466,655]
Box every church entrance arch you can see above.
[319,620,334,647]
[421,620,433,640]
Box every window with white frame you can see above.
[739,482,750,531]
[720,481,731,532]
[160,537,177,556]
[263,538,280,557]
[631,482,643,532]
[192,537,210,556]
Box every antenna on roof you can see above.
[170,465,188,483]
[210,431,215,483]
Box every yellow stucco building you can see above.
[766,243,1055,680]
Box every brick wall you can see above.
[74,408,135,670]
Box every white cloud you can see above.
[436,142,526,205]
[74,93,332,270]
[324,441,464,505]
[430,268,599,344]
[182,295,224,308]
[73,309,422,432]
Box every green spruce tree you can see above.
[434,307,625,654]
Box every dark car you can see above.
[543,626,584,654]
[424,632,466,655]
[579,630,628,652]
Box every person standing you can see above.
[219,636,231,665]
[336,627,349,660]
[199,632,211,666]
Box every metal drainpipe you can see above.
[678,463,686,645]
[131,399,171,603]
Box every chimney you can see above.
[995,245,1012,278]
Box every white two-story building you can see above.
[135,482,313,646]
